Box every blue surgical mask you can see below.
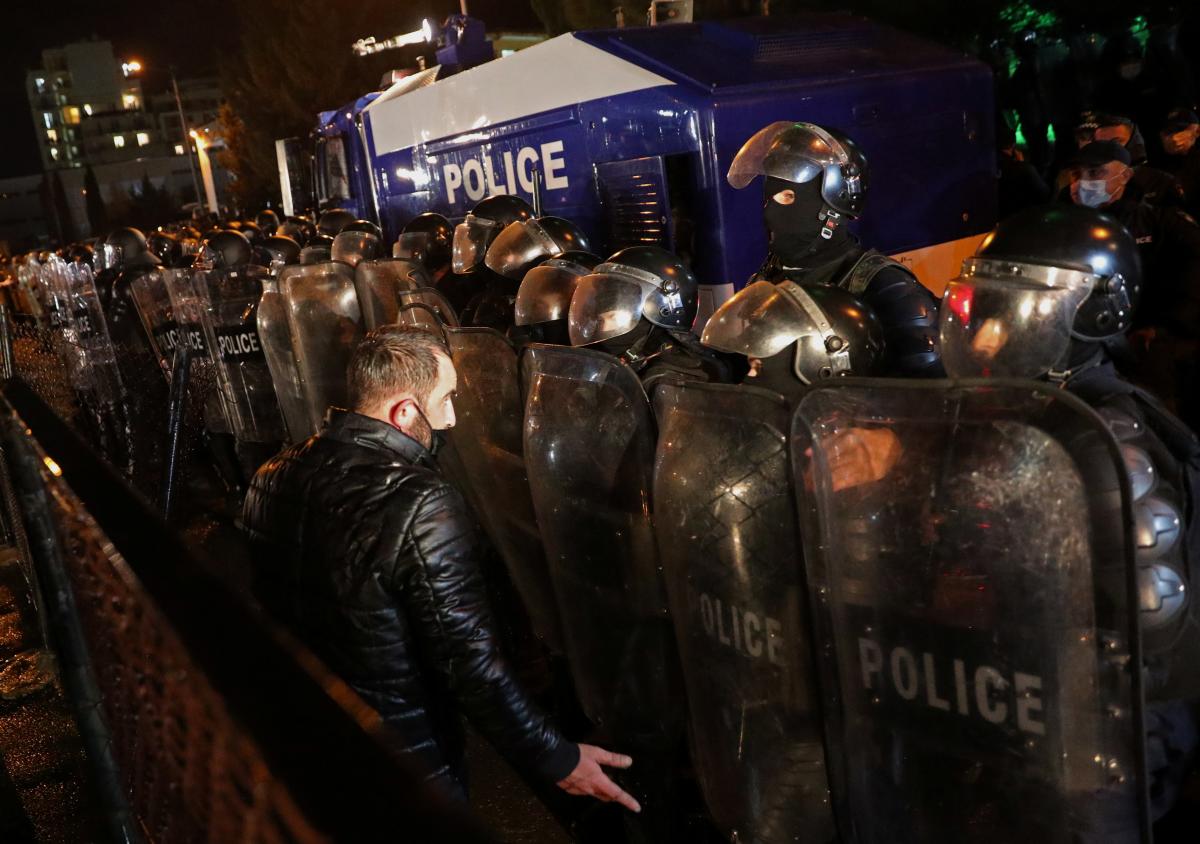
[1075,179,1112,208]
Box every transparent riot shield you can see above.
[354,258,432,330]
[162,269,230,432]
[35,259,129,464]
[443,328,563,652]
[522,344,684,745]
[280,262,364,434]
[395,288,460,332]
[652,380,834,844]
[259,269,310,442]
[193,266,286,444]
[39,259,124,406]
[792,379,1150,844]
[128,269,182,377]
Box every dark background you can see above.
[0,1,1188,198]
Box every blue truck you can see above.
[279,13,997,310]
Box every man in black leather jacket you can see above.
[242,326,638,810]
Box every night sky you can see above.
[0,0,542,179]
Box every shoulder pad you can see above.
[1135,494,1182,564]
[841,250,914,297]
[1121,443,1157,501]
[1137,562,1188,631]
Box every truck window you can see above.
[316,135,352,204]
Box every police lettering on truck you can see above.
[442,141,569,205]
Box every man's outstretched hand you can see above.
[557,744,641,813]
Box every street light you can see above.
[123,60,203,208]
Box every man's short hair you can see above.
[347,326,448,412]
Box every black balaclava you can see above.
[763,176,850,268]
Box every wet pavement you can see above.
[0,546,101,843]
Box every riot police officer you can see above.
[331,220,383,268]
[258,235,301,273]
[511,250,599,347]
[255,208,281,236]
[395,212,467,312]
[727,121,942,377]
[484,215,591,280]
[1160,108,1200,215]
[299,234,334,265]
[451,194,535,274]
[701,278,886,400]
[940,204,1200,830]
[199,229,255,269]
[567,245,731,387]
[450,195,536,329]
[93,227,169,495]
[316,208,357,238]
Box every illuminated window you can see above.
[34,77,45,92]
[49,148,59,161]
[42,112,53,129]
[113,135,125,148]
[122,94,139,110]
[174,144,185,155]
[83,103,93,116]
[46,128,57,142]
[136,132,150,147]
[63,106,80,125]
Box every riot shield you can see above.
[192,266,286,444]
[354,258,432,330]
[652,380,833,844]
[258,269,310,442]
[395,288,460,332]
[129,269,182,377]
[443,328,562,652]
[34,259,129,464]
[280,262,364,434]
[522,344,683,745]
[162,269,230,430]
[38,259,124,406]
[792,379,1150,844]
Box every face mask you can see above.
[762,176,831,265]
[1075,178,1112,208]
[409,401,447,457]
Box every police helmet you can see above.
[103,226,160,271]
[395,212,455,271]
[255,209,281,234]
[515,250,600,327]
[452,194,535,273]
[331,220,383,268]
[485,215,592,279]
[940,204,1141,379]
[317,208,357,237]
[703,280,885,384]
[568,246,697,346]
[147,231,182,266]
[728,122,869,219]
[199,229,253,269]
[299,234,334,265]
[261,235,302,268]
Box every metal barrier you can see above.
[0,378,494,843]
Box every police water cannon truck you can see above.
[278,12,997,311]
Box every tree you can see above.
[218,0,429,212]
[83,165,108,238]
